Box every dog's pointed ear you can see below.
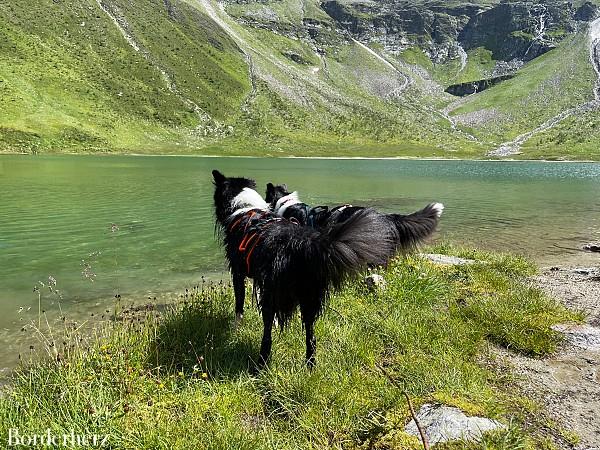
[266,183,274,194]
[212,170,226,184]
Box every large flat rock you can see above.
[404,403,506,444]
[552,324,600,351]
[421,254,476,266]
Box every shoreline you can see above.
[1,150,599,163]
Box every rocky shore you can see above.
[504,266,600,449]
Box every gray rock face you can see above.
[318,0,590,64]
[459,2,574,61]
[445,74,515,96]
[575,1,599,22]
[405,404,506,444]
[552,324,600,351]
[421,253,475,266]
[321,0,475,61]
[228,0,598,68]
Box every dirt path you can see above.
[500,266,600,448]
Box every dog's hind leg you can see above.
[258,304,275,367]
[305,319,317,369]
[301,306,318,369]
[233,271,245,323]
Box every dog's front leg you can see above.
[232,271,245,323]
[258,305,275,367]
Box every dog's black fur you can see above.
[265,183,444,251]
[212,170,397,368]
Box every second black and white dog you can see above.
[265,183,444,251]
[212,170,399,368]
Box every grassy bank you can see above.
[0,247,582,449]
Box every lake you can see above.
[1,155,599,374]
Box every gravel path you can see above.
[500,266,600,449]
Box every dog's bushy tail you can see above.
[320,208,397,289]
[387,202,444,250]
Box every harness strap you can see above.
[245,237,262,274]
[241,219,281,274]
[231,210,293,274]
[238,232,258,252]
[228,215,245,232]
[241,211,257,234]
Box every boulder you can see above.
[421,254,475,266]
[405,404,506,444]
[551,324,600,351]
[364,273,387,291]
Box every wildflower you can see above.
[202,373,208,380]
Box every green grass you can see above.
[517,106,600,160]
[0,248,580,449]
[449,30,597,146]
[0,0,322,156]
[0,0,250,153]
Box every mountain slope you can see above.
[0,0,249,152]
[0,0,599,159]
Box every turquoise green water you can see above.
[1,155,599,372]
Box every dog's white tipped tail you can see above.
[431,202,444,218]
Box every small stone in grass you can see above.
[364,274,386,291]
[551,323,600,351]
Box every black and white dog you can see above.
[212,170,398,368]
[265,183,444,251]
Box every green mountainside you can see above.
[1,0,599,159]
